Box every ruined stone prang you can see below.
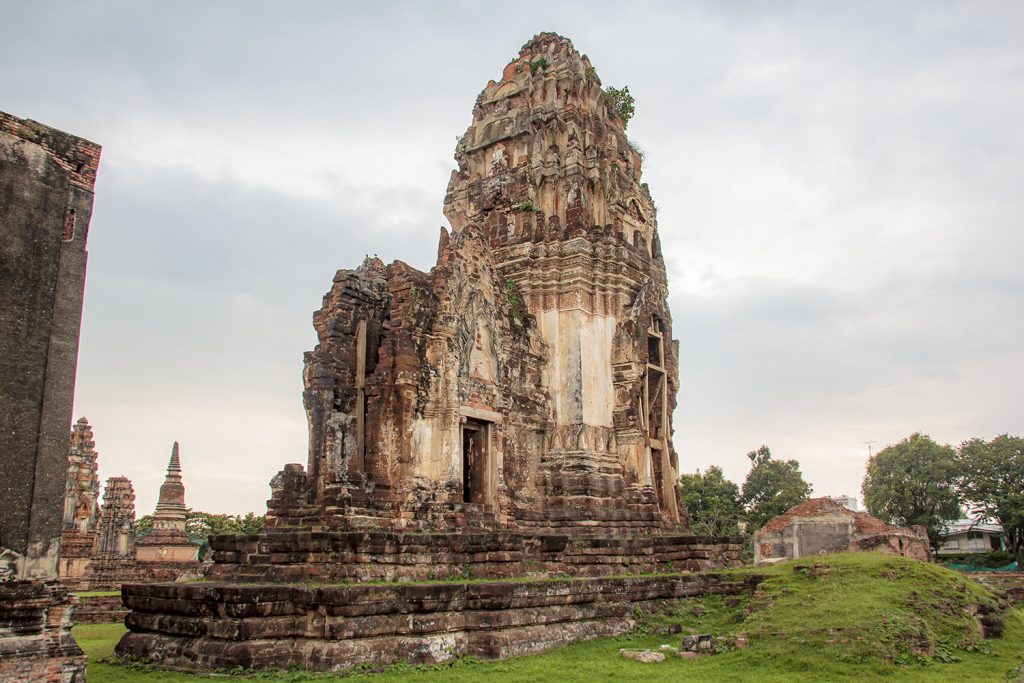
[118,33,742,674]
[290,32,684,532]
[136,442,200,563]
[58,417,101,588]
[0,110,97,682]
[80,476,142,590]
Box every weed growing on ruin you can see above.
[603,85,635,128]
[505,279,523,327]
[516,199,538,213]
[530,57,550,75]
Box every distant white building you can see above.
[828,495,858,511]
[938,520,1006,555]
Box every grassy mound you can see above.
[76,552,1024,682]
[639,551,1010,666]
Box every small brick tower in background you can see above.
[59,418,101,588]
[136,443,200,563]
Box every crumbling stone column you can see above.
[0,110,99,681]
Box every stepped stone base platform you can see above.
[206,529,743,583]
[0,581,86,682]
[116,571,763,673]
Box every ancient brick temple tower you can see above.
[59,417,101,587]
[295,31,682,530]
[117,35,741,672]
[136,443,199,562]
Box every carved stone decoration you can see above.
[278,32,686,531]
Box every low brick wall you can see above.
[117,572,762,672]
[207,529,743,583]
[74,593,127,624]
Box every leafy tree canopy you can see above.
[862,432,961,551]
[957,434,1024,561]
[741,445,812,530]
[136,511,265,544]
[678,466,743,537]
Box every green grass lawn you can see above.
[74,553,1024,682]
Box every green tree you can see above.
[602,85,635,128]
[678,466,743,537]
[136,510,265,558]
[861,433,961,552]
[741,445,812,530]
[957,434,1024,562]
[135,514,154,539]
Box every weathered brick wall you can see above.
[1,112,99,582]
[117,571,763,673]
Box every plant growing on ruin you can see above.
[628,139,645,160]
[516,199,538,213]
[505,279,523,327]
[603,85,635,128]
[530,57,550,75]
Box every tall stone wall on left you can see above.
[0,110,99,682]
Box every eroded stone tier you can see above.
[58,418,100,587]
[287,32,685,532]
[116,572,761,673]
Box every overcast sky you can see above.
[4,1,1022,515]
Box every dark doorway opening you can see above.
[461,419,489,504]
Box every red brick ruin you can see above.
[116,34,742,672]
[58,427,202,590]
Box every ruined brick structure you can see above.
[118,34,743,672]
[754,497,931,564]
[0,110,97,681]
[58,417,101,588]
[70,444,201,591]
[80,477,140,590]
[136,443,201,563]
[294,30,681,532]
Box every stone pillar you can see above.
[0,110,99,681]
